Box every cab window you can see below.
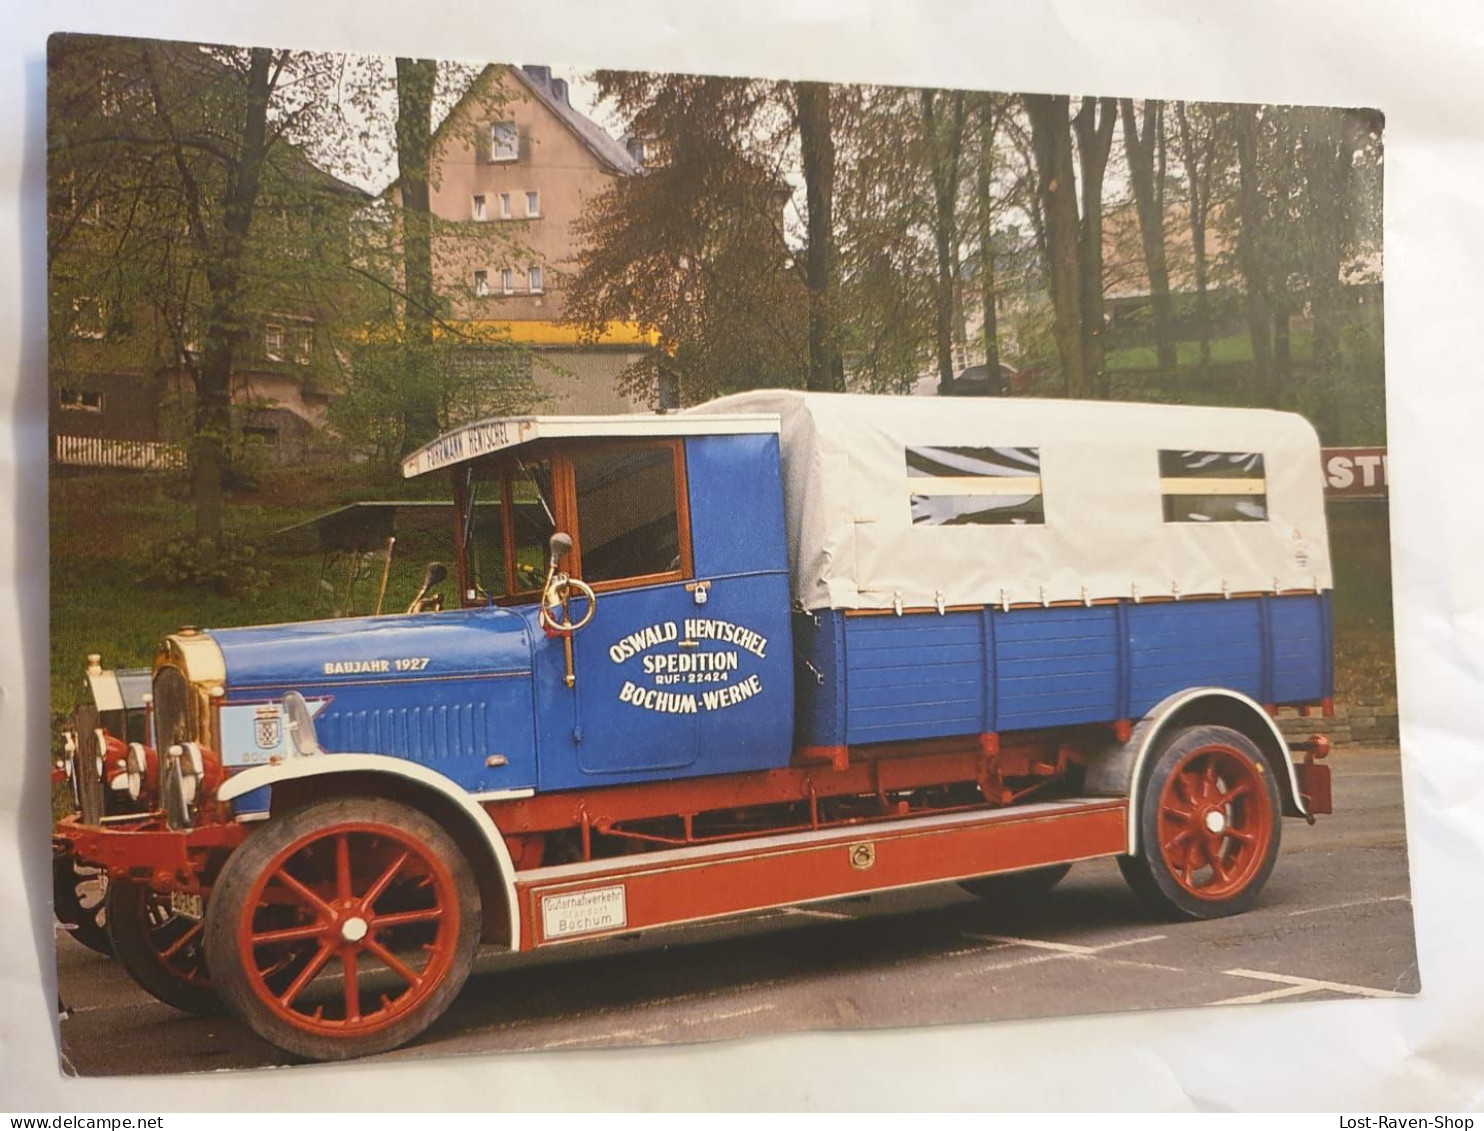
[571,444,686,585]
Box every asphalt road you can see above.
[55,746,1419,1076]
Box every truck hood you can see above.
[210,606,533,692]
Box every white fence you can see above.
[53,434,186,471]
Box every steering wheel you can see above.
[539,573,598,634]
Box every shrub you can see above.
[138,534,270,599]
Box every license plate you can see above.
[169,891,204,920]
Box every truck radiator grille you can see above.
[152,665,195,747]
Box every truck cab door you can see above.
[532,441,702,789]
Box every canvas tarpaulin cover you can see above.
[694,391,1332,612]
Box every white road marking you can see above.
[1221,968,1410,999]
[535,1001,777,1048]
[950,933,1169,979]
[964,933,1167,955]
[779,906,855,920]
[1211,984,1318,1006]
[1287,894,1410,917]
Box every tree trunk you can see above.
[922,89,967,394]
[1175,104,1212,379]
[396,57,439,451]
[1074,97,1116,396]
[1121,98,1176,382]
[165,46,275,549]
[1234,105,1275,406]
[797,81,840,392]
[976,95,1001,387]
[1301,109,1356,442]
[1024,94,1085,396]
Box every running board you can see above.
[514,797,1128,950]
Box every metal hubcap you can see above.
[340,916,369,943]
[1204,809,1227,834]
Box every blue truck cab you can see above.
[200,412,798,800]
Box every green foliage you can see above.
[329,337,543,473]
[138,533,270,599]
[566,72,809,404]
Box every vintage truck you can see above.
[53,391,1334,1060]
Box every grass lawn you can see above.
[49,463,451,721]
[1106,329,1314,372]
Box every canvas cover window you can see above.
[908,445,1043,526]
[1160,449,1268,523]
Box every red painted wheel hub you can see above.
[1156,744,1274,900]
[236,822,462,1039]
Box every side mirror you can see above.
[549,532,573,566]
[405,561,449,614]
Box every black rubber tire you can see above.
[53,855,113,957]
[205,797,482,1062]
[959,863,1073,902]
[1118,724,1283,921]
[106,879,221,1014]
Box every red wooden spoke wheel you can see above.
[105,878,220,1015]
[1118,724,1283,920]
[205,798,480,1061]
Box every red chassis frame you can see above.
[514,796,1128,950]
[54,725,1331,955]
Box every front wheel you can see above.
[106,879,220,1014]
[205,797,481,1062]
[1118,724,1282,920]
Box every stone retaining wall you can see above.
[1276,696,1399,746]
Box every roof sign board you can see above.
[401,414,780,479]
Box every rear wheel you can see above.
[959,863,1073,902]
[205,797,481,1061]
[53,855,112,957]
[1118,724,1282,920]
[106,879,219,1014]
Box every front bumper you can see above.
[53,814,247,893]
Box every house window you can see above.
[1160,450,1268,522]
[288,325,313,365]
[525,190,540,217]
[490,121,518,162]
[474,270,489,297]
[59,388,103,413]
[501,268,514,294]
[70,297,106,340]
[472,194,487,221]
[907,445,1044,526]
[528,266,543,293]
[264,323,285,361]
[499,193,512,219]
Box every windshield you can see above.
[460,458,555,602]
[511,458,556,593]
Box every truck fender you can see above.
[217,754,521,951]
[1083,687,1309,855]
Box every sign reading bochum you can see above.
[608,617,769,715]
